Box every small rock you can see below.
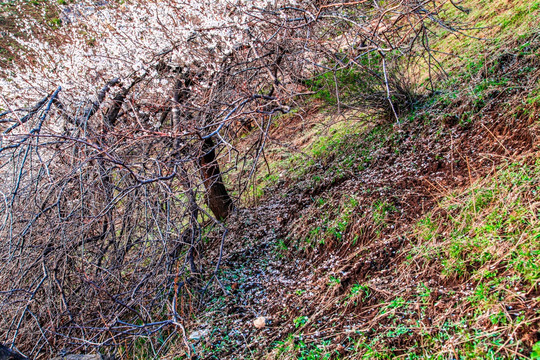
[253,316,267,329]
[189,329,209,341]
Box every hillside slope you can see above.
[156,3,540,359]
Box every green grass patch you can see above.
[414,158,540,282]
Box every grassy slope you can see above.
[265,8,540,359]
[163,1,540,359]
[263,1,540,357]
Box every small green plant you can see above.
[372,200,396,226]
[328,275,341,287]
[386,324,410,338]
[416,283,432,303]
[531,341,540,360]
[349,283,370,301]
[388,297,406,309]
[489,311,508,326]
[276,239,288,253]
[273,335,333,360]
[293,315,309,328]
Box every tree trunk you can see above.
[199,137,233,220]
